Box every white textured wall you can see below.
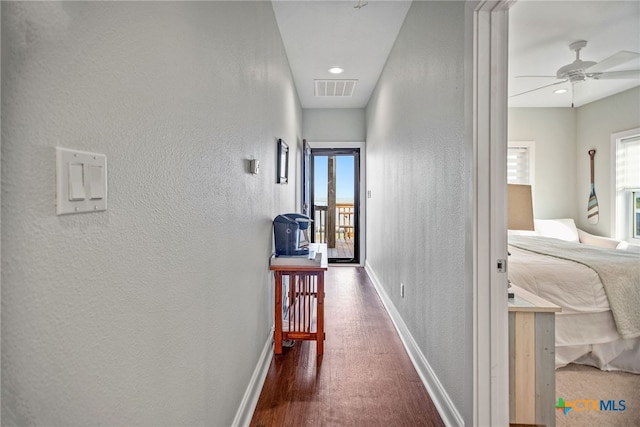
[508,108,577,219]
[365,2,473,424]
[302,108,366,142]
[576,87,640,235]
[1,2,300,425]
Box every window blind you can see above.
[617,135,640,189]
[507,146,530,185]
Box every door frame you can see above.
[473,0,513,425]
[304,141,365,266]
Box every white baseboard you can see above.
[231,328,274,427]
[364,261,464,427]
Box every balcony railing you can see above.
[313,203,354,247]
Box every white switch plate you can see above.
[56,147,107,215]
[250,159,260,174]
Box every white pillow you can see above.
[534,218,580,243]
[616,241,629,250]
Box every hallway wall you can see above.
[302,108,366,142]
[1,2,300,425]
[365,1,474,424]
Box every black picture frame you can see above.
[277,139,289,184]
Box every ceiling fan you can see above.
[511,40,640,105]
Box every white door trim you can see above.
[473,1,513,425]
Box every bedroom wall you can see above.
[508,108,577,219]
[365,1,474,424]
[302,108,366,142]
[508,86,640,236]
[575,86,640,236]
[1,2,300,425]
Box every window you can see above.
[507,141,535,185]
[634,191,640,240]
[611,128,640,245]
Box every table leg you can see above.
[274,271,283,355]
[317,272,324,355]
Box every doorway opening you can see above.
[309,148,360,263]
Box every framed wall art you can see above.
[277,139,289,184]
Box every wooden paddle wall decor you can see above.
[588,149,599,224]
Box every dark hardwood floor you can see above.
[250,267,444,427]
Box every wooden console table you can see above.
[270,243,327,355]
[508,285,561,427]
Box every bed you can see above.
[508,218,640,373]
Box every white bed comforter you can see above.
[508,237,640,372]
[508,245,608,314]
[508,245,620,344]
[509,236,640,339]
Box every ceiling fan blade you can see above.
[587,51,640,73]
[509,80,568,98]
[590,69,640,80]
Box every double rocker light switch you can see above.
[56,147,107,215]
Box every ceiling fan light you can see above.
[554,88,568,94]
[354,0,368,9]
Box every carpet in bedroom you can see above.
[555,364,640,427]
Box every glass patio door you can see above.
[309,149,360,263]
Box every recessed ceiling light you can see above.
[554,88,568,94]
[328,67,344,74]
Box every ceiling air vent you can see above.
[314,79,357,97]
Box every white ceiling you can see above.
[272,0,411,109]
[273,1,640,110]
[508,1,640,108]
